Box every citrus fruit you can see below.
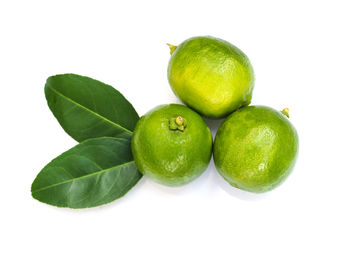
[131,104,212,186]
[167,36,255,118]
[213,106,298,193]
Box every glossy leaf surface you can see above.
[45,74,139,142]
[31,137,142,208]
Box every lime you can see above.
[167,36,254,118]
[213,106,298,193]
[131,104,212,186]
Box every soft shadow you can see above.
[210,163,270,201]
[145,180,193,195]
[43,176,149,214]
[203,117,225,138]
[144,161,213,196]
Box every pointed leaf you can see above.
[45,74,139,142]
[31,137,142,208]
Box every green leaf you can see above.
[45,74,139,142]
[31,137,142,208]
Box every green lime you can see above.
[131,104,212,186]
[213,106,298,193]
[167,36,254,118]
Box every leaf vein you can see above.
[47,85,133,135]
[32,161,135,193]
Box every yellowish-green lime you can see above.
[213,106,298,193]
[131,104,212,186]
[168,36,255,118]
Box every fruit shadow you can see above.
[39,176,149,214]
[209,163,270,201]
[204,117,271,201]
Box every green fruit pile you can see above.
[33,35,298,209]
[134,36,298,193]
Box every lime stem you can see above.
[169,116,187,131]
[167,43,177,55]
[281,108,290,118]
[175,116,184,126]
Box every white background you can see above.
[1,0,349,262]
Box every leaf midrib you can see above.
[47,85,133,135]
[32,160,135,193]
